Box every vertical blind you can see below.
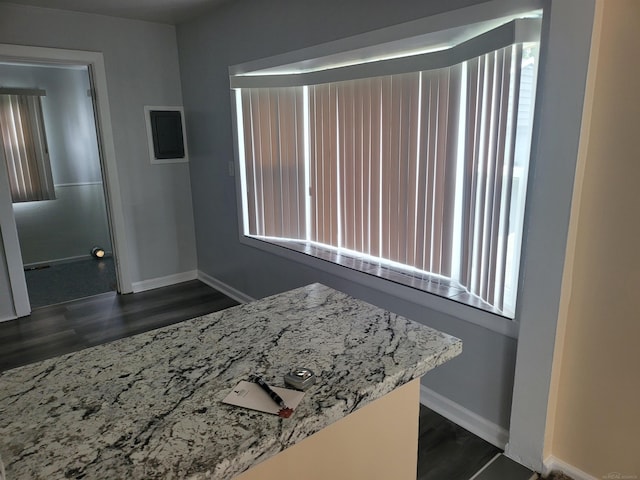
[238,44,528,314]
[307,68,461,278]
[0,91,55,203]
[239,87,306,239]
[461,45,523,312]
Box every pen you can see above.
[252,374,288,410]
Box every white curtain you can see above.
[0,92,55,203]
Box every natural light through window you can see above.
[231,16,540,318]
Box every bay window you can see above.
[231,15,540,318]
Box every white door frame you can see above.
[0,147,30,317]
[0,43,133,318]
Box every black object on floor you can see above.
[0,280,238,372]
[418,406,501,480]
[24,257,117,308]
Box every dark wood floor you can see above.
[0,280,238,372]
[0,280,505,479]
[24,257,117,308]
[418,406,500,480]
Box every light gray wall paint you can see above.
[0,4,197,288]
[13,185,112,265]
[176,0,521,429]
[0,63,112,265]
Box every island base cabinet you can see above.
[235,379,420,480]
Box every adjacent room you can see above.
[0,0,637,479]
[0,61,116,308]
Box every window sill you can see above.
[241,235,519,338]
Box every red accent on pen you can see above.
[252,375,293,418]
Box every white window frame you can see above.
[229,0,544,337]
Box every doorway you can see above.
[0,61,117,308]
[0,44,132,319]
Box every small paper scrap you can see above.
[222,381,305,417]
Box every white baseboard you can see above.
[131,270,198,293]
[542,456,597,480]
[197,271,255,304]
[420,384,509,449]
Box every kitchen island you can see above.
[0,283,462,479]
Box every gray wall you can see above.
[0,3,197,298]
[176,0,521,429]
[0,63,112,265]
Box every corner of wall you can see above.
[542,0,604,462]
[420,384,509,449]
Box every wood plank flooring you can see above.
[0,280,508,479]
[0,279,238,372]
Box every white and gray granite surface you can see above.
[0,283,462,479]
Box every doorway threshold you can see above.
[470,453,538,480]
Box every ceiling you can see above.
[3,0,229,24]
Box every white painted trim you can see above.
[543,456,597,480]
[131,270,197,293]
[420,384,509,449]
[89,53,132,293]
[0,147,30,317]
[143,105,189,164]
[0,43,134,295]
[197,271,255,304]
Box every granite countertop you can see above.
[0,283,462,479]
